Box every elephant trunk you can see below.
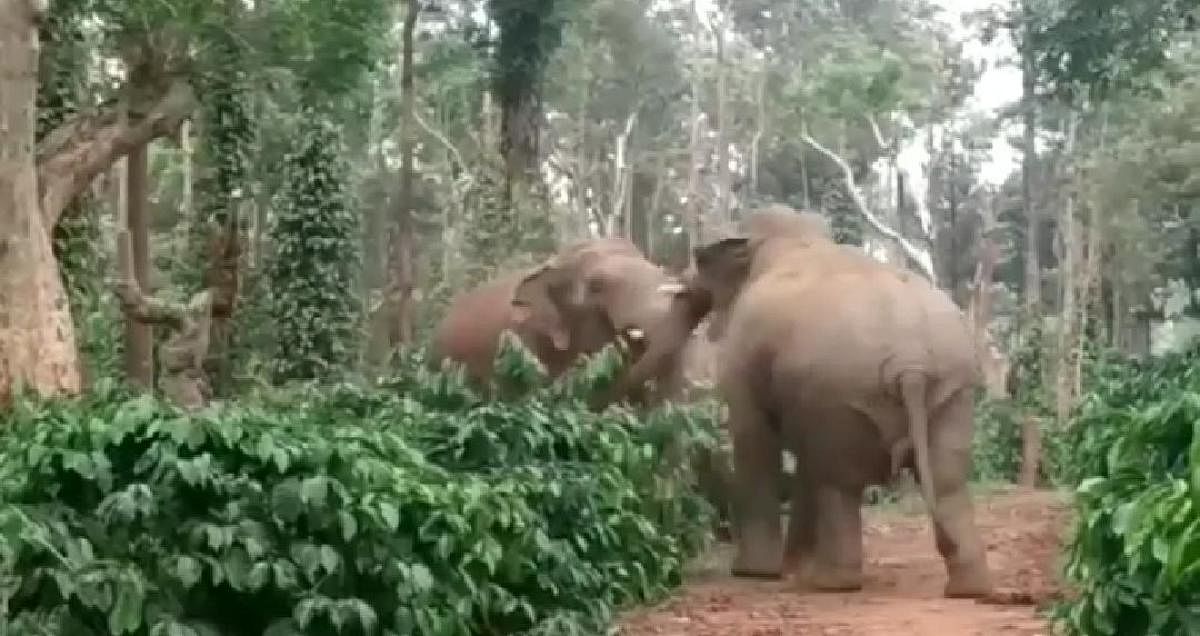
[589,290,709,411]
[899,370,937,516]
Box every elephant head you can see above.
[509,240,704,407]
[510,239,649,355]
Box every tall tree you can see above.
[0,0,83,401]
[387,0,421,350]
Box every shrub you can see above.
[0,338,719,635]
[971,396,1023,483]
[1056,346,1200,635]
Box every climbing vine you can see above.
[192,27,255,395]
[266,111,362,382]
[487,0,581,186]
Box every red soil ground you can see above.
[619,487,1070,636]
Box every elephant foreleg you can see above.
[727,390,784,579]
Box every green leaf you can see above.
[409,563,434,594]
[174,556,203,589]
[379,501,399,530]
[108,576,146,634]
[319,545,339,575]
[301,476,328,507]
[338,510,358,542]
[272,480,304,523]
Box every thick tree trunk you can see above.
[123,143,154,389]
[0,1,83,403]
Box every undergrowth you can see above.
[0,335,720,635]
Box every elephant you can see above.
[429,238,645,387]
[510,238,704,409]
[607,206,993,598]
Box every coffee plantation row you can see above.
[0,339,721,635]
[1054,348,1200,635]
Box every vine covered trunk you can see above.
[0,0,83,403]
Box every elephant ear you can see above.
[511,261,574,351]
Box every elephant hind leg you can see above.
[802,483,864,592]
[781,465,815,577]
[929,390,993,598]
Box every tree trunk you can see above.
[364,78,390,366]
[1053,111,1079,425]
[386,0,420,349]
[750,60,766,201]
[1021,2,1041,315]
[179,120,195,258]
[123,143,154,389]
[0,1,83,403]
[611,111,637,237]
[646,153,668,260]
[684,0,704,246]
[1018,414,1042,488]
[714,3,730,225]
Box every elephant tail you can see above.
[898,370,937,516]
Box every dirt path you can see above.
[620,488,1070,635]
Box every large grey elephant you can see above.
[609,206,993,598]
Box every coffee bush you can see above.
[0,337,719,635]
[1057,348,1200,635]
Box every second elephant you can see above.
[615,206,994,599]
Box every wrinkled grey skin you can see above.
[607,206,993,598]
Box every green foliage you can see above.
[266,114,362,383]
[1029,0,1198,99]
[971,397,1023,483]
[53,207,124,385]
[0,339,718,635]
[1056,344,1200,635]
[488,0,576,122]
[192,26,255,396]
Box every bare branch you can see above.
[112,230,187,329]
[37,78,196,230]
[800,131,937,280]
[864,113,892,152]
[413,109,470,179]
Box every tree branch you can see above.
[800,131,937,280]
[413,109,470,179]
[864,113,892,152]
[113,230,187,330]
[37,78,196,230]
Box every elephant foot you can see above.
[730,553,782,579]
[943,560,992,599]
[780,546,813,578]
[729,564,782,580]
[801,564,863,592]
